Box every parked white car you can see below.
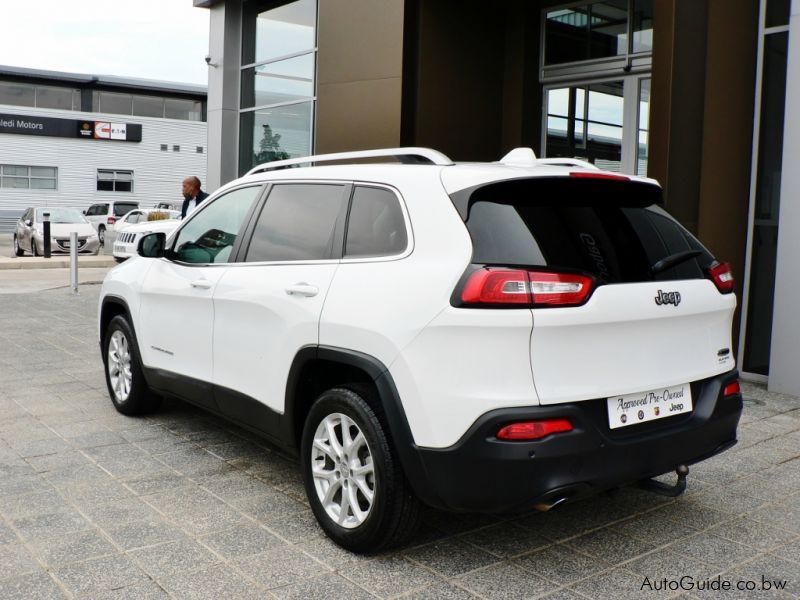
[105,209,180,251]
[111,217,181,262]
[98,147,742,553]
[84,201,139,245]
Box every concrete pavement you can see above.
[0,285,799,598]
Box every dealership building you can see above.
[194,0,799,393]
[0,65,207,231]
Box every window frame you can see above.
[0,164,58,191]
[97,169,134,193]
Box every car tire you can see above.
[13,235,23,256]
[102,315,161,416]
[301,386,421,553]
[98,226,106,246]
[31,239,39,257]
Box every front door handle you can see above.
[190,279,213,290]
[285,283,319,297]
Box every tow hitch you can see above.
[638,465,689,497]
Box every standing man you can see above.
[181,176,209,219]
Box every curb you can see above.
[0,257,117,270]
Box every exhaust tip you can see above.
[533,496,569,512]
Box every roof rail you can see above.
[246,147,454,176]
[536,157,600,170]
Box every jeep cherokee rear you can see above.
[98,147,742,553]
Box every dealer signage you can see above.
[0,113,142,142]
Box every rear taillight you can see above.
[724,380,741,397]
[707,261,735,294]
[107,216,117,225]
[460,268,593,308]
[497,418,573,441]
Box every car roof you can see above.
[228,147,660,196]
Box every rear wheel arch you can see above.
[285,346,433,505]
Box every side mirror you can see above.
[24,219,32,227]
[82,210,87,215]
[138,232,166,258]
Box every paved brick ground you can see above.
[1,285,800,599]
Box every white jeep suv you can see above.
[98,147,742,552]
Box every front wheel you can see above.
[103,315,161,415]
[98,226,106,245]
[13,235,23,256]
[301,387,421,553]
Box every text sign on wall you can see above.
[0,113,142,142]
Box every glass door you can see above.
[543,74,650,175]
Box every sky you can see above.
[0,0,210,86]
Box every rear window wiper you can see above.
[651,249,703,275]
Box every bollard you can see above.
[43,212,51,258]
[69,231,79,295]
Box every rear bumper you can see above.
[407,370,742,512]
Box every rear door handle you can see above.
[190,279,213,290]
[285,283,319,297]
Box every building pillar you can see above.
[768,0,800,395]
[205,1,241,191]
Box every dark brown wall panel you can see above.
[315,0,404,153]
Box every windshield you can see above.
[35,208,88,224]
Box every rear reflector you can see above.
[708,261,735,294]
[723,380,741,397]
[461,268,593,307]
[497,419,573,441]
[570,171,630,182]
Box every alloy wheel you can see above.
[107,330,133,403]
[311,412,375,528]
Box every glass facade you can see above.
[0,81,80,110]
[545,81,624,171]
[542,1,653,175]
[92,92,204,121]
[239,0,317,174]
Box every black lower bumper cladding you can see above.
[407,370,742,512]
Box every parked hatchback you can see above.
[98,147,742,553]
[84,201,139,245]
[14,207,100,256]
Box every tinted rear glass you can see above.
[464,178,713,284]
[113,203,138,216]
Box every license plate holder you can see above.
[607,383,692,429]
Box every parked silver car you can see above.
[13,207,100,256]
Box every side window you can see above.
[172,186,262,264]
[344,186,408,258]
[245,184,347,262]
[127,212,141,224]
[86,205,98,216]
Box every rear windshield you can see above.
[113,203,138,217]
[462,178,713,284]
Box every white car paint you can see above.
[111,218,181,260]
[99,152,737,449]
